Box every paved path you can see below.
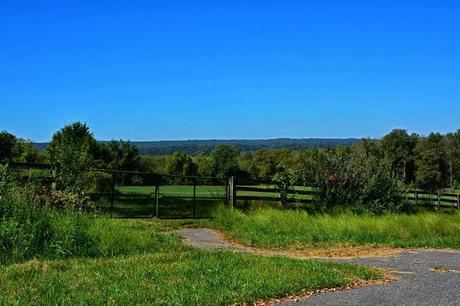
[177,228,460,306]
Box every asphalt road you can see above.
[176,228,460,306]
[283,250,460,306]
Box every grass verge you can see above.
[210,208,460,249]
[0,218,381,305]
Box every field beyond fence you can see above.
[7,163,460,219]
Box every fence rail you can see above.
[229,177,460,210]
[236,186,318,196]
[5,163,460,212]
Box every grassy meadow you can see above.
[210,208,460,249]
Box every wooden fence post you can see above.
[224,183,228,207]
[192,182,196,218]
[437,191,440,209]
[457,194,459,210]
[110,177,115,217]
[51,168,57,191]
[155,185,160,217]
[228,176,236,209]
[414,190,418,206]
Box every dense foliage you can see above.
[140,129,460,194]
[2,124,460,212]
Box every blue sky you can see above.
[1,0,459,142]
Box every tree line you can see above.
[143,129,460,192]
[1,123,459,193]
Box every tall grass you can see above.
[211,208,460,249]
[0,184,174,264]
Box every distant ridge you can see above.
[35,138,361,156]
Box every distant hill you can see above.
[35,138,360,156]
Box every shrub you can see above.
[46,190,95,213]
[316,149,405,214]
[273,164,297,208]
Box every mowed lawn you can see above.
[0,219,381,305]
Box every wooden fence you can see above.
[228,177,460,210]
[6,163,460,211]
[403,190,460,209]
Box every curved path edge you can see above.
[176,228,460,306]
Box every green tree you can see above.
[138,156,157,172]
[14,140,44,163]
[211,144,240,178]
[249,149,281,179]
[291,149,320,186]
[194,153,214,177]
[47,122,97,191]
[415,133,449,191]
[105,141,141,171]
[0,131,17,162]
[166,151,197,176]
[273,164,296,208]
[445,130,460,188]
[355,138,382,159]
[381,129,418,183]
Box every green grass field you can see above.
[110,185,316,218]
[117,185,316,201]
[0,219,381,305]
[210,208,460,249]
[117,185,226,198]
[96,186,226,218]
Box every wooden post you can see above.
[437,191,440,209]
[414,190,418,206]
[228,176,236,209]
[110,177,115,217]
[457,194,459,210]
[192,182,196,218]
[51,168,57,191]
[152,186,156,218]
[155,185,160,217]
[224,183,228,207]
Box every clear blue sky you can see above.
[1,0,459,142]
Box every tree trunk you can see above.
[402,160,407,182]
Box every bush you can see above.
[46,190,95,213]
[317,149,405,214]
[273,164,297,208]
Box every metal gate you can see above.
[154,175,227,219]
[90,170,228,219]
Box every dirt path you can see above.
[176,228,403,259]
[176,228,460,306]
